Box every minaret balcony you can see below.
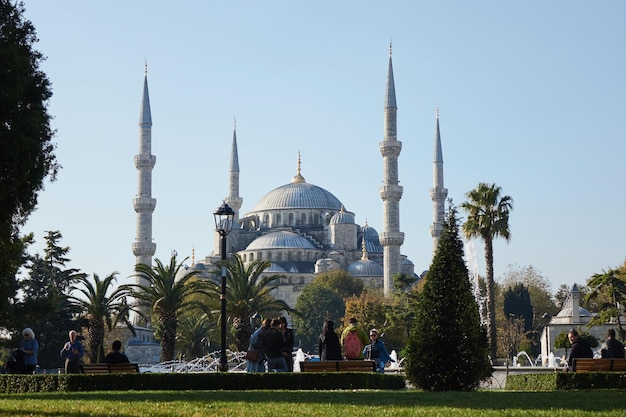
[429,187,448,199]
[134,155,156,169]
[378,141,402,157]
[380,231,404,247]
[133,197,156,212]
[132,242,156,257]
[379,185,403,201]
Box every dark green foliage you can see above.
[506,372,626,391]
[503,283,533,332]
[0,372,405,393]
[406,204,492,391]
[0,1,59,320]
[293,284,344,353]
[12,231,82,369]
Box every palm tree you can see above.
[175,312,214,360]
[212,254,292,351]
[128,255,213,362]
[461,183,513,360]
[585,268,626,340]
[69,272,134,363]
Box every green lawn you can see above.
[0,390,624,417]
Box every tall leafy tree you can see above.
[293,284,343,353]
[17,231,82,369]
[213,254,291,352]
[69,272,134,363]
[128,255,213,362]
[0,1,59,319]
[461,182,513,360]
[406,204,491,391]
[503,283,533,332]
[585,268,626,340]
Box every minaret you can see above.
[379,43,404,296]
[429,107,448,251]
[132,64,157,286]
[225,119,243,218]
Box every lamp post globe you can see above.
[213,201,235,372]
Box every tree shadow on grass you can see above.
[4,390,623,413]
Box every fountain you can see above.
[512,351,535,367]
[293,348,306,372]
[388,350,400,370]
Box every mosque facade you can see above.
[133,47,447,309]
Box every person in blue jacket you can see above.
[19,327,38,374]
[362,328,393,373]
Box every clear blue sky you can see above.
[21,1,626,295]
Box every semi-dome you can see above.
[265,263,288,273]
[245,231,316,250]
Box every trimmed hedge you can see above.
[0,372,406,393]
[506,372,626,391]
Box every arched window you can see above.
[301,213,307,225]
[289,213,294,226]
[264,214,270,227]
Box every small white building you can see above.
[541,283,619,365]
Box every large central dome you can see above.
[250,182,343,212]
[247,154,343,213]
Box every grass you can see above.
[0,390,625,417]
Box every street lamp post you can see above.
[213,201,235,372]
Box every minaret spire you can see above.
[225,117,242,218]
[379,45,404,296]
[132,66,157,299]
[430,107,448,251]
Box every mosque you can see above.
[132,46,448,309]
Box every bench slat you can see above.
[299,360,376,373]
[79,363,140,374]
[573,358,626,372]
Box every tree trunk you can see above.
[484,237,497,361]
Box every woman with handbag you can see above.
[246,318,270,372]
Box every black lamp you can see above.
[213,201,235,372]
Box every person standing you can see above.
[247,318,270,372]
[263,318,288,372]
[104,340,130,364]
[279,316,295,372]
[340,317,369,360]
[601,329,625,359]
[60,330,84,373]
[362,328,393,373]
[19,328,38,374]
[319,320,342,361]
[566,329,593,370]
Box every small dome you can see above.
[347,259,384,277]
[359,223,383,254]
[264,263,287,273]
[245,231,316,250]
[402,258,414,266]
[330,206,355,224]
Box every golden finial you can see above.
[361,238,369,261]
[191,245,195,266]
[291,151,306,183]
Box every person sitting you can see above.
[362,329,394,373]
[566,329,593,370]
[601,329,625,359]
[103,340,130,364]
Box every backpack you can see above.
[343,330,361,359]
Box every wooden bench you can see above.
[572,358,626,372]
[299,360,376,372]
[80,363,140,374]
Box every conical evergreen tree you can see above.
[406,203,492,391]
